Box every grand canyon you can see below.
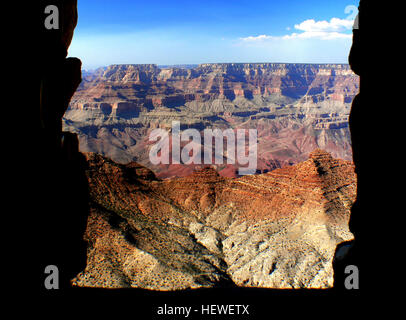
[60,63,359,289]
[64,63,359,178]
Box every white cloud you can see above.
[295,18,353,33]
[240,17,354,42]
[282,31,351,40]
[241,34,276,41]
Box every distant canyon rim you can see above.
[63,62,359,179]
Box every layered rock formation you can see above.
[63,63,359,178]
[73,149,356,289]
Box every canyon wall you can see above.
[64,63,359,178]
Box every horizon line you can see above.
[81,61,351,71]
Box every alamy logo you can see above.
[149,121,258,175]
[44,5,59,30]
[44,265,59,290]
[344,265,359,290]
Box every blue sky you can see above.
[68,0,359,70]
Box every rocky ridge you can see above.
[73,149,356,289]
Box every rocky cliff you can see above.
[39,0,88,289]
[63,63,359,178]
[76,63,356,103]
[73,149,356,289]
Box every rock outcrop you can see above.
[73,149,356,289]
[39,0,89,289]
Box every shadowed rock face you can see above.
[39,0,89,289]
[63,63,359,178]
[73,149,356,289]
